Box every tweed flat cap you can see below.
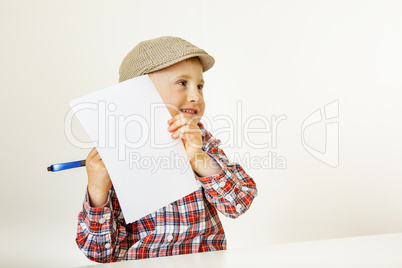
[119,36,215,82]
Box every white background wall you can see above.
[1,0,401,267]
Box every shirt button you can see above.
[166,234,173,242]
[236,203,242,213]
[105,243,111,249]
[99,218,106,224]
[219,181,226,188]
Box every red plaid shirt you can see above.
[76,122,257,263]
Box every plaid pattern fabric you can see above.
[76,122,257,263]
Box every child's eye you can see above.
[178,80,187,86]
[198,84,204,90]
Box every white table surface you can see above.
[79,232,402,268]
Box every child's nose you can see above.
[187,88,202,103]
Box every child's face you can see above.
[148,57,205,124]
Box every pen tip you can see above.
[47,166,53,172]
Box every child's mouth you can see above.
[180,109,198,115]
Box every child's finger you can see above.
[86,147,99,161]
[167,114,179,125]
[86,151,103,168]
[168,115,189,132]
[168,113,187,125]
[92,151,103,162]
[171,124,190,138]
[173,126,201,145]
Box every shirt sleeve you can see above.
[76,187,128,263]
[194,128,258,219]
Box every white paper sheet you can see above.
[70,75,199,223]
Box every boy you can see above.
[76,36,257,262]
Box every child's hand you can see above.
[86,147,112,207]
[167,114,204,163]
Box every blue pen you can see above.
[47,160,86,172]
